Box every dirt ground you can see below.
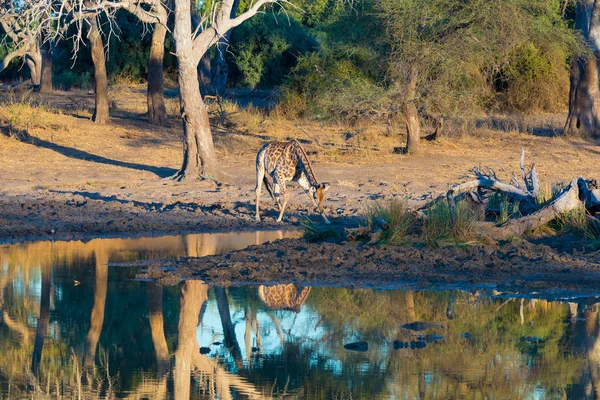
[3,87,600,292]
[1,87,599,245]
[137,237,600,298]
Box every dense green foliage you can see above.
[0,0,585,119]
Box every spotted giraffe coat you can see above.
[254,139,329,222]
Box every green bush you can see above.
[229,14,317,89]
[53,70,92,91]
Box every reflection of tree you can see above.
[83,250,109,380]
[215,287,244,368]
[30,264,51,374]
[174,281,208,399]
[147,282,169,377]
[569,303,600,398]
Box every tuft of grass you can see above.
[488,193,520,225]
[554,205,600,240]
[302,219,339,242]
[421,200,479,246]
[362,198,415,244]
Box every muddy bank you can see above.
[0,184,352,244]
[138,238,600,296]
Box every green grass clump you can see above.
[362,198,415,244]
[421,200,479,247]
[488,193,521,224]
[554,206,600,240]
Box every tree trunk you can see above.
[403,68,420,154]
[199,52,214,97]
[30,265,50,374]
[40,40,53,93]
[26,52,41,86]
[173,0,221,181]
[565,0,600,137]
[147,12,167,125]
[88,17,110,124]
[211,0,239,97]
[403,101,421,154]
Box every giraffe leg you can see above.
[255,162,266,222]
[298,174,317,208]
[273,182,281,210]
[276,191,290,222]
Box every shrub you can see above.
[53,70,93,91]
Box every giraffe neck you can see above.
[292,140,319,187]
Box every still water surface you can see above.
[1,231,600,399]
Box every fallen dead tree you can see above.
[348,149,600,243]
[426,150,599,241]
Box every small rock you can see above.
[520,336,543,343]
[460,333,472,339]
[393,340,404,349]
[417,334,444,342]
[251,346,260,353]
[199,347,211,354]
[344,341,368,352]
[400,321,443,331]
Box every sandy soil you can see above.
[1,88,599,245]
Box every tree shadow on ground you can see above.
[26,135,177,178]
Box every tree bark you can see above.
[26,50,42,86]
[30,265,51,374]
[173,0,221,180]
[88,16,110,124]
[147,9,168,125]
[211,0,240,97]
[403,68,420,154]
[565,0,600,137]
[40,40,53,93]
[199,52,214,97]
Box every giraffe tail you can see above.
[263,176,275,200]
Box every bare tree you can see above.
[211,0,240,97]
[172,0,289,181]
[0,2,47,85]
[565,0,600,137]
[55,0,168,124]
[147,2,168,125]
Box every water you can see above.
[1,232,599,399]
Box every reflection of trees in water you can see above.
[0,234,598,399]
[568,302,600,399]
[0,232,286,397]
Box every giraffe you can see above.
[255,139,330,223]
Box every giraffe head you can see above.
[312,182,330,213]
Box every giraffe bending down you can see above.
[255,139,330,223]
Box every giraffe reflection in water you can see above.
[3,234,600,398]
